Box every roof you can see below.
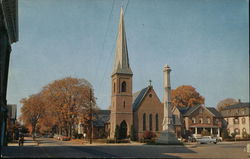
[206,107,222,118]
[222,102,250,110]
[183,105,201,116]
[176,106,189,115]
[93,110,110,127]
[112,8,132,75]
[132,86,150,111]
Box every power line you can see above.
[94,0,115,80]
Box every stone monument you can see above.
[156,64,181,144]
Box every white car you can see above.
[197,136,217,144]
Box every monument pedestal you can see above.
[156,130,182,145]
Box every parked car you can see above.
[60,136,70,141]
[213,136,222,142]
[197,136,217,144]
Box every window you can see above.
[149,94,152,98]
[199,118,203,124]
[243,128,246,132]
[241,109,245,115]
[113,83,115,93]
[192,117,196,124]
[143,113,146,131]
[234,128,240,135]
[123,101,125,109]
[155,114,159,131]
[149,114,152,131]
[234,118,239,124]
[121,81,126,92]
[207,118,211,124]
[242,118,246,124]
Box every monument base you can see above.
[156,130,182,145]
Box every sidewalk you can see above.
[8,137,40,147]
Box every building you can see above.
[173,105,223,139]
[132,86,164,139]
[220,102,250,138]
[109,8,164,140]
[7,104,17,141]
[0,0,18,147]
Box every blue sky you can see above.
[7,0,249,117]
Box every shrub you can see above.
[114,125,120,140]
[143,131,156,140]
[221,129,229,140]
[242,132,248,139]
[231,132,236,139]
[130,125,137,141]
[201,129,210,136]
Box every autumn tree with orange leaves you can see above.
[171,85,204,108]
[20,93,45,136]
[41,77,98,137]
[20,77,98,138]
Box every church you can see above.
[108,8,164,140]
[90,8,224,141]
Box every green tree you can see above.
[130,125,137,141]
[221,129,229,140]
[114,125,120,140]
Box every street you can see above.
[2,137,250,158]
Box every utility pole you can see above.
[89,88,93,144]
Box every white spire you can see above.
[112,8,133,75]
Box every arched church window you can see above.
[149,114,152,131]
[113,82,115,93]
[121,81,126,92]
[143,113,146,131]
[155,114,159,131]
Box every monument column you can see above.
[156,65,181,144]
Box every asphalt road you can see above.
[2,137,250,158]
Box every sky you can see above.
[7,0,249,118]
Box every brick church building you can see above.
[109,8,164,139]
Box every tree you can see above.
[20,93,45,137]
[221,129,229,140]
[114,125,120,140]
[41,77,97,138]
[216,98,238,112]
[171,85,205,108]
[130,125,137,141]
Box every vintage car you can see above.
[196,136,217,144]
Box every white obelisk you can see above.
[163,64,174,131]
[156,64,181,144]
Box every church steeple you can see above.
[112,8,133,75]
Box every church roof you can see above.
[132,86,151,111]
[112,8,132,75]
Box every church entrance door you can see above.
[119,120,127,139]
